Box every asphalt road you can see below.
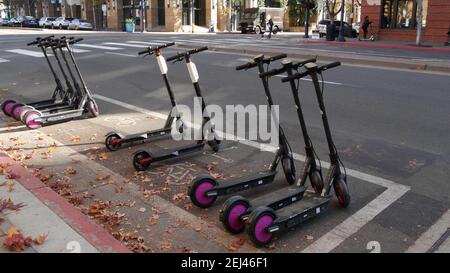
[0,32,449,252]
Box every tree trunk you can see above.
[92,0,97,30]
[415,0,423,46]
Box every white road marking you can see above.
[406,209,450,253]
[75,44,123,50]
[62,47,91,53]
[103,42,146,48]
[104,52,138,58]
[6,49,47,57]
[126,41,168,45]
[93,93,411,252]
[0,57,10,63]
[275,74,343,86]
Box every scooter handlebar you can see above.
[137,42,176,55]
[265,53,287,63]
[68,38,83,44]
[319,61,341,72]
[27,35,55,46]
[166,46,208,62]
[259,66,286,78]
[292,58,317,69]
[236,61,258,71]
[281,70,309,83]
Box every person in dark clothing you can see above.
[267,18,274,39]
[362,16,372,39]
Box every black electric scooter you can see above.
[1,35,74,121]
[22,37,99,129]
[131,46,220,171]
[188,54,297,209]
[242,61,350,246]
[219,57,323,234]
[104,42,187,151]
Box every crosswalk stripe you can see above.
[62,48,91,53]
[6,49,46,57]
[126,41,166,45]
[103,42,147,48]
[75,44,123,50]
[0,58,10,63]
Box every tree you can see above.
[416,0,423,46]
[325,0,343,23]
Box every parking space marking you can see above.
[93,93,411,252]
[75,44,123,50]
[406,209,450,253]
[5,49,48,57]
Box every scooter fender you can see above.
[104,131,125,139]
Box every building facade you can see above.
[361,0,450,44]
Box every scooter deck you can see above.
[268,195,330,233]
[152,142,205,161]
[250,185,307,211]
[210,170,277,196]
[120,127,172,143]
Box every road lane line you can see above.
[274,74,343,86]
[104,52,138,58]
[62,47,91,53]
[103,42,147,48]
[126,41,168,45]
[406,209,450,253]
[75,44,123,50]
[6,49,48,57]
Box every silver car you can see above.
[68,19,93,30]
[52,17,73,29]
[39,17,56,28]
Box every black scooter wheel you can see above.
[208,139,220,153]
[19,105,35,123]
[309,170,324,194]
[132,150,153,171]
[1,99,16,116]
[334,175,350,208]
[282,157,296,185]
[220,196,250,234]
[10,103,25,121]
[188,175,218,208]
[247,207,276,247]
[87,100,99,117]
[105,134,122,151]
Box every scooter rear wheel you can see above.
[24,110,43,129]
[188,175,218,208]
[333,175,350,208]
[247,207,276,246]
[19,106,35,123]
[11,103,25,121]
[132,150,153,171]
[282,157,296,185]
[87,100,99,117]
[207,139,220,153]
[1,99,16,116]
[105,134,122,151]
[220,196,250,234]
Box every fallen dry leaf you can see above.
[305,235,314,240]
[70,136,81,142]
[34,233,48,245]
[64,167,77,175]
[98,152,108,161]
[138,207,146,213]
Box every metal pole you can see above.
[191,0,194,33]
[337,0,346,42]
[304,0,310,38]
[141,0,146,32]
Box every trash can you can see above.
[326,23,336,41]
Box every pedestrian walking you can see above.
[268,17,274,39]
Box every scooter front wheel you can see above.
[220,196,250,234]
[11,103,25,121]
[132,150,153,171]
[24,110,43,130]
[309,170,324,194]
[19,105,35,123]
[87,100,99,117]
[1,99,16,116]
[247,207,276,246]
[334,175,350,208]
[282,157,296,185]
[188,175,218,208]
[105,133,123,151]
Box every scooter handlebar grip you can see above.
[293,58,317,69]
[259,66,286,78]
[69,38,83,44]
[320,61,341,71]
[236,62,258,71]
[27,40,38,46]
[191,46,208,54]
[281,70,309,82]
[160,42,175,49]
[166,52,184,62]
[138,48,149,55]
[266,53,287,63]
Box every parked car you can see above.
[68,19,93,30]
[317,19,357,38]
[52,17,74,29]
[0,17,11,26]
[8,16,24,27]
[22,16,39,28]
[39,17,56,28]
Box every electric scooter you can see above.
[131,46,220,171]
[104,42,187,151]
[1,35,73,121]
[219,57,323,234]
[22,37,99,129]
[358,25,376,41]
[241,61,350,246]
[188,53,297,209]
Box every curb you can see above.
[177,43,450,73]
[0,151,131,253]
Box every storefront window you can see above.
[381,0,427,29]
